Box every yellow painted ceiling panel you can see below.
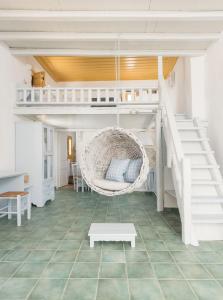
[35,56,177,82]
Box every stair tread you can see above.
[191,164,219,169]
[193,213,223,223]
[192,180,222,184]
[178,127,202,130]
[184,151,214,154]
[181,138,209,142]
[176,119,193,122]
[192,196,223,203]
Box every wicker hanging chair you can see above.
[81,127,149,196]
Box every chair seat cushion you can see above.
[105,158,130,182]
[93,179,131,191]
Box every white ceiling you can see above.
[0,0,223,55]
[36,113,154,129]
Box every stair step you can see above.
[192,180,223,185]
[191,164,219,169]
[181,138,209,142]
[193,213,223,224]
[184,151,214,155]
[192,196,223,204]
[178,127,202,131]
[176,119,193,122]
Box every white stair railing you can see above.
[161,79,196,245]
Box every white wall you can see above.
[166,57,192,115]
[205,35,223,172]
[0,43,30,171]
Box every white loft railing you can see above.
[16,86,159,106]
[161,79,195,245]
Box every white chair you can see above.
[72,162,91,192]
[72,162,84,192]
[0,191,31,226]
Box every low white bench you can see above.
[88,223,137,248]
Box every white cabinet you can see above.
[16,122,55,207]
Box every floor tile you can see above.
[96,279,129,300]
[63,279,97,300]
[144,240,168,251]
[165,240,188,251]
[100,263,126,278]
[58,240,82,250]
[81,240,102,250]
[204,264,223,278]
[102,250,125,263]
[171,251,199,263]
[129,279,163,300]
[153,263,183,279]
[0,190,222,299]
[3,249,30,261]
[159,280,196,300]
[29,278,66,300]
[37,240,60,250]
[178,263,212,279]
[127,263,154,278]
[0,262,21,278]
[0,278,37,299]
[26,250,54,262]
[41,263,73,278]
[149,251,173,263]
[0,250,9,260]
[194,251,223,263]
[51,250,77,262]
[124,240,146,251]
[71,263,99,278]
[13,262,47,278]
[189,280,223,300]
[125,251,148,262]
[102,241,124,250]
[77,250,101,262]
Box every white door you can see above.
[57,132,69,187]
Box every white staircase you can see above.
[175,114,223,242]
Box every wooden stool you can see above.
[0,191,31,226]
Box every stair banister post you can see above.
[156,108,164,212]
[181,157,191,245]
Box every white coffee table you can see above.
[88,223,137,248]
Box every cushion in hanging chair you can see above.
[93,179,131,191]
[81,127,149,197]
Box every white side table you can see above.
[88,223,137,248]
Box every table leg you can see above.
[131,239,135,248]
[90,238,94,248]
[8,199,12,219]
[17,195,22,226]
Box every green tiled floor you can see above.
[0,190,223,299]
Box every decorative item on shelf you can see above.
[32,71,45,87]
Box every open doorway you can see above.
[55,131,76,189]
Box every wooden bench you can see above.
[88,223,137,248]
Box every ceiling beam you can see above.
[10,48,205,57]
[1,10,223,22]
[0,32,219,42]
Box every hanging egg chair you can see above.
[81,127,149,196]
